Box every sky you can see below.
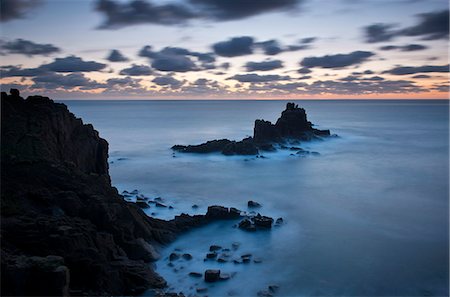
[0,0,448,99]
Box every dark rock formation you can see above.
[0,90,244,296]
[204,269,221,282]
[172,102,331,155]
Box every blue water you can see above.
[64,100,449,296]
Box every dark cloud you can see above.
[363,10,449,43]
[411,74,431,79]
[379,44,428,51]
[0,65,48,77]
[352,70,374,75]
[106,49,129,62]
[152,75,184,88]
[299,37,317,44]
[0,39,60,56]
[95,0,196,28]
[245,60,283,71]
[95,0,303,28]
[40,56,107,72]
[0,0,42,22]
[257,40,282,55]
[227,73,291,83]
[298,67,312,74]
[189,0,302,20]
[400,10,449,40]
[212,36,254,57]
[106,76,142,88]
[300,51,374,69]
[139,45,214,72]
[364,23,396,43]
[31,73,103,90]
[383,64,449,75]
[119,64,152,76]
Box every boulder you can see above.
[247,200,262,208]
[204,269,221,282]
[253,215,274,228]
[209,245,222,252]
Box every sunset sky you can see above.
[0,0,448,99]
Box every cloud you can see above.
[298,67,312,74]
[363,10,449,43]
[94,0,303,28]
[382,64,449,75]
[189,0,302,20]
[152,75,184,88]
[245,60,283,71]
[0,65,48,77]
[40,56,107,72]
[379,44,428,51]
[256,39,311,55]
[0,39,60,56]
[0,0,42,22]
[300,51,374,69]
[106,76,142,88]
[139,45,215,72]
[31,73,103,90]
[352,70,374,75]
[212,36,254,57]
[399,10,449,40]
[411,74,431,79]
[119,64,152,76]
[95,0,196,28]
[106,49,129,62]
[256,40,282,55]
[227,73,291,83]
[363,23,397,43]
[299,37,317,44]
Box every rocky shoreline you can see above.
[172,102,332,156]
[0,90,280,296]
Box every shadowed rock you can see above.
[172,102,331,156]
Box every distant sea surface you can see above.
[64,100,449,296]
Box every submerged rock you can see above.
[247,200,262,208]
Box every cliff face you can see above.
[1,90,178,296]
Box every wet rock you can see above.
[217,257,228,263]
[206,206,242,220]
[192,204,199,209]
[219,273,231,280]
[238,219,253,230]
[206,252,217,259]
[247,200,262,208]
[275,217,284,225]
[182,254,192,260]
[168,206,174,209]
[209,245,222,252]
[233,259,243,264]
[268,285,280,293]
[155,202,167,208]
[253,258,263,263]
[169,253,180,261]
[196,287,208,293]
[252,214,274,228]
[189,272,202,278]
[204,269,221,282]
[136,201,150,208]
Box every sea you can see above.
[63,100,449,297]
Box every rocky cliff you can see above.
[1,90,240,296]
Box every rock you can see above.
[229,207,241,218]
[233,259,243,264]
[219,273,231,280]
[217,257,228,263]
[136,201,150,208]
[154,197,163,202]
[238,219,253,230]
[268,285,280,293]
[206,253,217,259]
[209,245,222,252]
[168,206,174,209]
[169,253,180,261]
[196,287,208,293]
[253,258,263,263]
[204,269,221,282]
[181,254,192,260]
[257,290,274,297]
[275,217,284,225]
[155,202,167,208]
[241,253,252,259]
[232,242,240,250]
[172,103,331,156]
[189,272,202,278]
[253,215,274,228]
[206,206,242,220]
[247,200,262,208]
[192,204,199,209]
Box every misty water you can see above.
[64,100,449,296]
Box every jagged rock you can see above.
[275,218,284,225]
[209,245,222,252]
[252,215,274,228]
[172,102,331,156]
[136,201,150,208]
[247,200,262,208]
[206,252,217,259]
[206,206,242,220]
[204,269,221,282]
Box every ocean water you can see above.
[64,100,449,297]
